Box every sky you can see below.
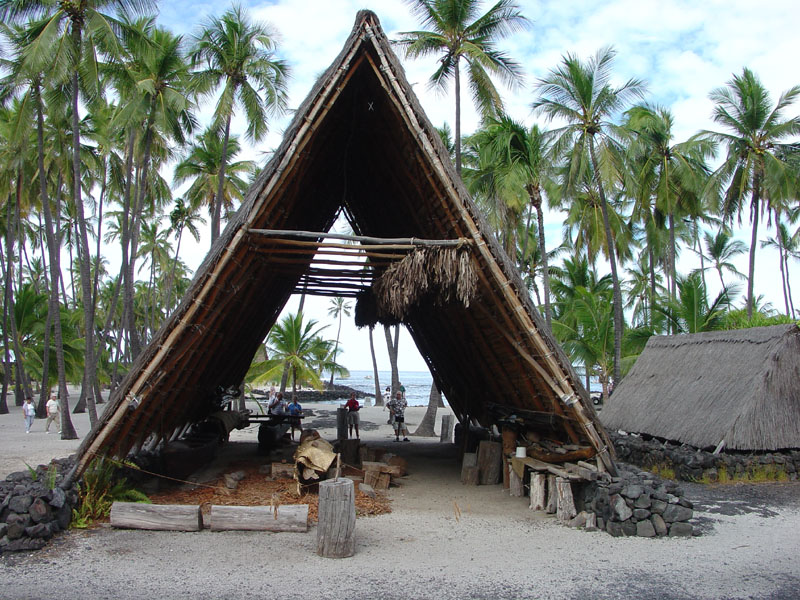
[150,0,800,372]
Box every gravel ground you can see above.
[1,399,799,599]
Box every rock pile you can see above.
[579,464,694,537]
[611,432,800,482]
[0,458,77,553]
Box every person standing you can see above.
[269,392,286,415]
[23,396,36,433]
[344,392,361,439]
[387,391,409,442]
[45,393,61,434]
[287,395,303,441]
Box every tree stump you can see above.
[316,478,356,558]
[336,407,348,441]
[555,477,577,523]
[530,473,547,510]
[440,414,454,443]
[339,438,361,467]
[461,453,479,485]
[545,474,558,514]
[509,464,524,497]
[477,441,502,485]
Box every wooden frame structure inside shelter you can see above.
[68,10,616,483]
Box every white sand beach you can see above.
[1,398,799,600]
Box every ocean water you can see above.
[334,370,444,407]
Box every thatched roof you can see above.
[601,325,800,451]
[70,11,613,480]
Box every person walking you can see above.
[45,393,61,434]
[287,395,303,441]
[23,396,36,433]
[387,391,409,442]
[344,392,361,439]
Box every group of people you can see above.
[344,387,409,442]
[266,386,303,441]
[22,394,61,434]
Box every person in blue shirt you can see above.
[287,396,303,441]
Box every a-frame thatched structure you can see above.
[70,11,613,480]
[601,324,800,451]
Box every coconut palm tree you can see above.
[247,312,331,394]
[761,221,797,317]
[533,46,646,384]
[164,197,204,317]
[702,229,746,294]
[190,5,289,242]
[173,126,254,242]
[326,297,352,387]
[396,0,528,173]
[656,272,733,334]
[704,68,800,319]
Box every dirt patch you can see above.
[147,464,391,523]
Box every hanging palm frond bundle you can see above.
[371,246,476,321]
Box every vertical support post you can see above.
[316,478,355,558]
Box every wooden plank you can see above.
[564,462,598,481]
[512,457,582,481]
[440,414,454,443]
[110,503,202,531]
[210,504,308,532]
[248,228,471,247]
[577,460,599,472]
[461,453,478,485]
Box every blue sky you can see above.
[152,0,799,371]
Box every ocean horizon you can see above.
[334,370,442,407]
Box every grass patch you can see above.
[700,464,789,484]
[647,463,676,480]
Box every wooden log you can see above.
[564,462,598,481]
[514,457,583,481]
[545,474,558,514]
[477,441,503,485]
[336,407,348,441]
[530,473,547,510]
[555,478,577,523]
[440,414,454,443]
[338,439,361,467]
[460,452,477,484]
[110,502,202,531]
[577,460,599,472]
[585,512,597,530]
[210,504,308,532]
[501,427,517,456]
[502,457,510,490]
[527,446,596,464]
[317,478,356,558]
[509,463,524,497]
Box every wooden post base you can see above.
[317,478,356,558]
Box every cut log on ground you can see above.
[110,503,202,531]
[272,462,295,478]
[209,504,309,532]
[546,474,557,514]
[555,478,577,523]
[477,441,503,485]
[509,464,524,497]
[530,473,546,510]
[317,478,356,558]
[461,452,478,485]
[440,414,454,443]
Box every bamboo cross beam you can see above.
[248,228,472,247]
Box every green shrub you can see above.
[71,458,150,529]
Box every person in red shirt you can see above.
[344,392,361,439]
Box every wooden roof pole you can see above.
[248,228,471,247]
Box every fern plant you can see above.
[71,458,150,529]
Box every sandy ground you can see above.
[1,397,800,599]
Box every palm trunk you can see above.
[589,138,623,384]
[784,245,795,318]
[0,240,10,415]
[329,312,343,387]
[648,246,657,329]
[454,56,461,174]
[368,326,382,406]
[165,228,183,317]
[120,129,136,361]
[746,173,761,320]
[383,324,400,395]
[531,186,551,329]
[212,113,233,243]
[413,382,440,437]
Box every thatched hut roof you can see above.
[601,325,800,451]
[70,10,613,480]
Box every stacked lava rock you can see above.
[581,464,694,537]
[0,458,77,553]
